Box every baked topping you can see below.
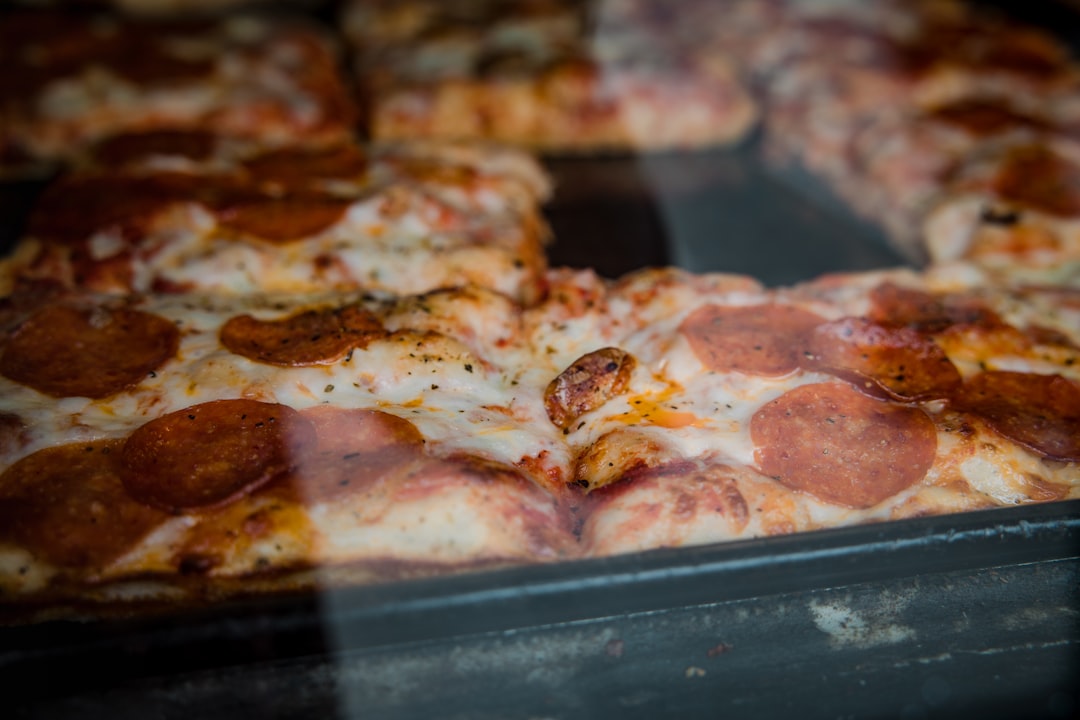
[92,130,218,166]
[751,382,937,508]
[121,399,317,512]
[286,406,426,504]
[928,99,1050,137]
[28,175,200,245]
[955,371,1080,462]
[211,193,354,242]
[992,145,1080,218]
[242,144,369,190]
[0,440,168,568]
[803,317,962,400]
[220,305,386,366]
[868,283,1003,333]
[544,347,636,431]
[679,303,825,376]
[0,303,179,398]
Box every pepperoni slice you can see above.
[751,383,937,508]
[0,441,169,568]
[212,194,352,243]
[992,145,1080,218]
[1,13,118,89]
[1025,324,1079,349]
[285,406,425,504]
[121,400,317,512]
[679,304,826,376]
[928,99,1049,137]
[0,303,179,399]
[103,36,216,86]
[803,317,962,401]
[545,347,636,431]
[955,371,1080,461]
[868,283,1002,333]
[28,175,194,245]
[92,130,216,166]
[243,145,368,189]
[220,305,386,366]
[32,172,214,248]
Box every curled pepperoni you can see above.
[868,282,1002,333]
[121,400,317,512]
[573,428,670,492]
[680,304,826,377]
[0,304,179,398]
[220,305,385,366]
[285,406,425,504]
[0,441,169,568]
[545,347,636,431]
[243,144,368,189]
[751,383,937,509]
[212,193,353,243]
[92,130,216,166]
[803,317,962,401]
[955,371,1080,461]
[992,145,1080,218]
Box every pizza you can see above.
[0,8,356,174]
[19,0,322,15]
[526,264,1080,557]
[2,134,551,303]
[923,139,1080,284]
[337,0,1080,270]
[340,0,759,152]
[0,282,579,618]
[1,0,1080,621]
[752,0,1080,263]
[2,253,1079,617]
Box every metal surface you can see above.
[5,501,1079,718]
[544,144,907,286]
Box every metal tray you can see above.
[3,501,1078,719]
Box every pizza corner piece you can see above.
[0,285,580,620]
[526,265,1080,558]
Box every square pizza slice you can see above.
[2,136,552,303]
[0,282,576,617]
[523,265,1080,557]
[341,0,758,152]
[0,8,356,174]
